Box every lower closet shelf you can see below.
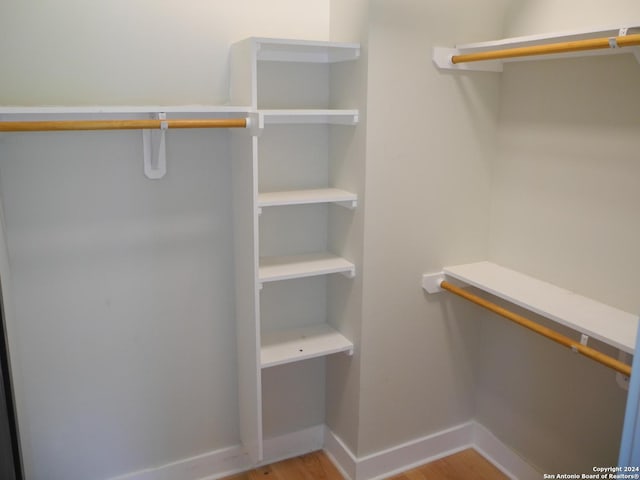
[258,188,357,208]
[259,252,355,283]
[260,109,359,125]
[261,323,354,368]
[440,261,638,353]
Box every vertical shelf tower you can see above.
[230,37,360,462]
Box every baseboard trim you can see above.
[108,425,325,480]
[323,427,358,480]
[108,444,249,480]
[109,421,539,480]
[325,421,540,480]
[261,424,326,465]
[472,423,541,480]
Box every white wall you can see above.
[332,0,640,472]
[0,2,331,479]
[504,0,640,37]
[481,1,640,472]
[0,0,330,106]
[327,0,370,456]
[0,130,239,480]
[355,0,506,457]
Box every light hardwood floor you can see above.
[221,448,509,480]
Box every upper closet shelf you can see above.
[423,261,638,354]
[433,24,640,72]
[0,105,251,120]
[254,37,360,63]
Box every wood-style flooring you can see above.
[221,448,509,480]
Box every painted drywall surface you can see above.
[355,0,506,456]
[504,0,640,37]
[0,131,240,480]
[483,50,640,472]
[326,0,370,456]
[0,0,330,105]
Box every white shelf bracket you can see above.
[341,266,356,279]
[248,111,264,137]
[336,199,357,210]
[143,112,168,179]
[572,333,590,353]
[422,272,445,293]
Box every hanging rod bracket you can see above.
[248,111,264,137]
[422,272,445,293]
[432,47,503,72]
[143,112,168,180]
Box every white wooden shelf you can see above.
[261,323,353,368]
[433,24,640,72]
[424,261,638,353]
[0,105,251,119]
[259,252,355,283]
[258,188,357,209]
[260,109,359,125]
[254,37,360,64]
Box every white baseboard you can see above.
[109,421,538,480]
[107,444,249,480]
[261,424,326,465]
[472,423,541,480]
[108,424,325,480]
[325,421,540,480]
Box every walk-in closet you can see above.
[0,1,639,479]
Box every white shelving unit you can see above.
[433,24,640,72]
[423,261,639,354]
[3,36,360,466]
[230,37,359,463]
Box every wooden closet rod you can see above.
[451,32,640,64]
[440,280,632,377]
[0,117,248,132]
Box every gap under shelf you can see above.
[259,252,355,283]
[261,323,353,368]
[423,261,638,353]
